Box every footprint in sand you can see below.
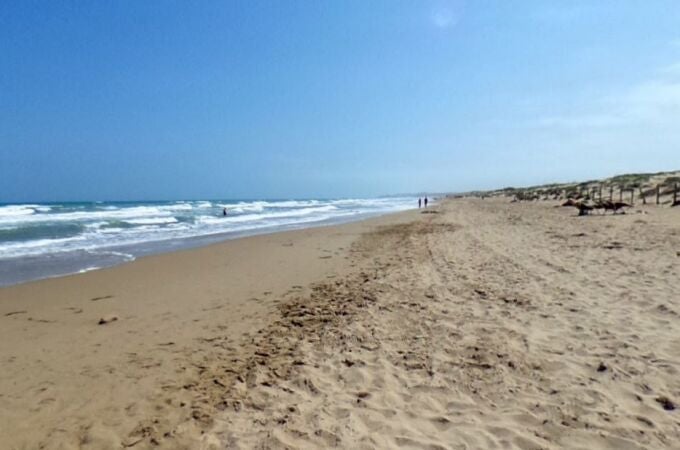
[202,304,224,311]
[655,396,676,411]
[28,317,56,323]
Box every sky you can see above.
[2,0,680,201]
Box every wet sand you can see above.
[2,199,679,449]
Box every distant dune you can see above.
[455,170,680,206]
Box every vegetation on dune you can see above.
[607,173,652,186]
[467,169,680,203]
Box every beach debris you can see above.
[90,295,114,302]
[576,202,594,216]
[597,362,608,372]
[562,200,595,215]
[4,310,27,317]
[596,201,631,214]
[655,396,676,411]
[98,314,118,325]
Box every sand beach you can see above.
[1,198,679,449]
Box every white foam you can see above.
[0,205,175,226]
[196,205,338,225]
[160,203,193,211]
[0,236,85,258]
[222,203,265,213]
[91,250,136,262]
[85,221,109,229]
[0,204,40,217]
[0,198,417,261]
[124,217,179,225]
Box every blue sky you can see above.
[2,1,680,201]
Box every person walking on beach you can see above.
[418,198,422,208]
[424,197,428,208]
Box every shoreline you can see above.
[0,206,416,288]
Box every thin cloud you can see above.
[532,3,594,22]
[531,60,680,130]
[534,114,626,129]
[659,61,680,75]
[624,78,680,119]
[431,9,456,28]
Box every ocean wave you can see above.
[0,197,416,261]
[219,203,265,213]
[220,200,322,210]
[124,217,179,225]
[0,205,175,226]
[160,203,193,211]
[197,205,339,225]
[0,204,41,217]
[254,200,321,208]
[0,235,86,259]
[87,249,136,262]
[85,221,109,229]
[95,227,126,234]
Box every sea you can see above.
[0,197,417,287]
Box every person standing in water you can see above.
[223,207,227,216]
[424,197,428,207]
[418,198,422,208]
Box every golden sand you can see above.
[1,199,679,449]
